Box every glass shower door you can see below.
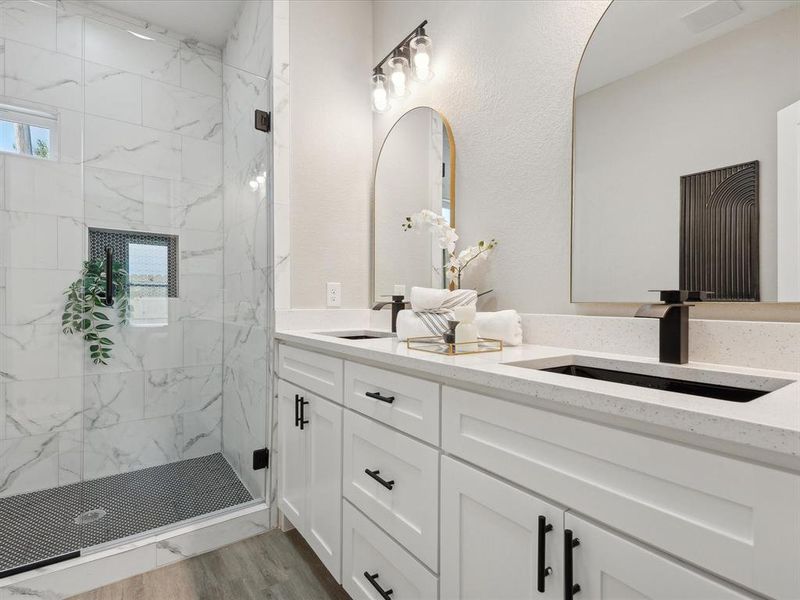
[0,130,86,576]
[75,0,273,555]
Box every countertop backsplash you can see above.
[276,309,799,373]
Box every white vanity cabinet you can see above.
[276,341,799,600]
[441,386,800,599]
[342,500,439,600]
[440,456,565,600]
[343,410,439,570]
[564,513,755,600]
[277,379,343,580]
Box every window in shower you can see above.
[88,229,178,325]
[0,101,58,160]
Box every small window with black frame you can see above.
[0,101,58,160]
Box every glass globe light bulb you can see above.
[387,54,410,98]
[410,33,434,82]
[371,72,390,112]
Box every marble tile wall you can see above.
[0,0,226,497]
[221,0,273,499]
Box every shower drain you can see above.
[74,508,107,525]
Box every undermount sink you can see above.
[503,355,792,402]
[316,330,395,340]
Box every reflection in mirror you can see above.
[572,0,800,303]
[373,107,454,302]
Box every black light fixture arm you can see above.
[373,20,428,73]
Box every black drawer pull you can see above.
[297,396,309,430]
[364,468,394,490]
[537,515,553,592]
[564,529,581,599]
[365,391,395,404]
[364,572,393,599]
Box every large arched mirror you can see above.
[372,107,455,303]
[572,0,800,303]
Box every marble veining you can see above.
[0,0,270,526]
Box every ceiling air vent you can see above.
[681,0,743,34]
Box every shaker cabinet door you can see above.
[440,456,564,600]
[277,379,307,532]
[306,395,343,581]
[564,513,755,600]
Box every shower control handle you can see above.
[105,247,114,306]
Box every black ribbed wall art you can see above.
[679,161,759,302]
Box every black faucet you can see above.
[371,295,409,333]
[634,290,709,364]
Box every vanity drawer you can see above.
[342,500,438,600]
[344,361,440,444]
[278,344,343,403]
[343,411,439,570]
[442,386,800,600]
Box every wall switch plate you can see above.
[327,282,342,307]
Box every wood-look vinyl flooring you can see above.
[68,529,350,600]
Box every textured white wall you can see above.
[372,0,607,314]
[370,1,799,321]
[289,0,373,308]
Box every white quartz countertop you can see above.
[276,329,800,465]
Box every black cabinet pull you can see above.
[564,529,581,599]
[365,391,395,404]
[363,572,393,599]
[298,397,309,430]
[537,515,553,593]
[105,247,114,306]
[364,468,394,490]
[294,394,301,427]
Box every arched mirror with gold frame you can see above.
[372,106,456,304]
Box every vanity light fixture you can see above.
[371,20,433,112]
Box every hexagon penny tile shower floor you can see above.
[0,454,252,575]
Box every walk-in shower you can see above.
[0,0,273,577]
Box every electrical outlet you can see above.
[327,282,342,307]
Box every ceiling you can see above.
[576,0,797,95]
[90,0,244,47]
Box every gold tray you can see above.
[406,336,503,356]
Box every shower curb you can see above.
[0,503,270,599]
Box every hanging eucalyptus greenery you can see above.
[62,258,130,365]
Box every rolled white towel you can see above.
[397,308,523,346]
[475,310,523,346]
[409,287,449,311]
[396,310,436,341]
[410,287,477,313]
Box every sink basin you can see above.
[316,330,394,340]
[503,355,791,402]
